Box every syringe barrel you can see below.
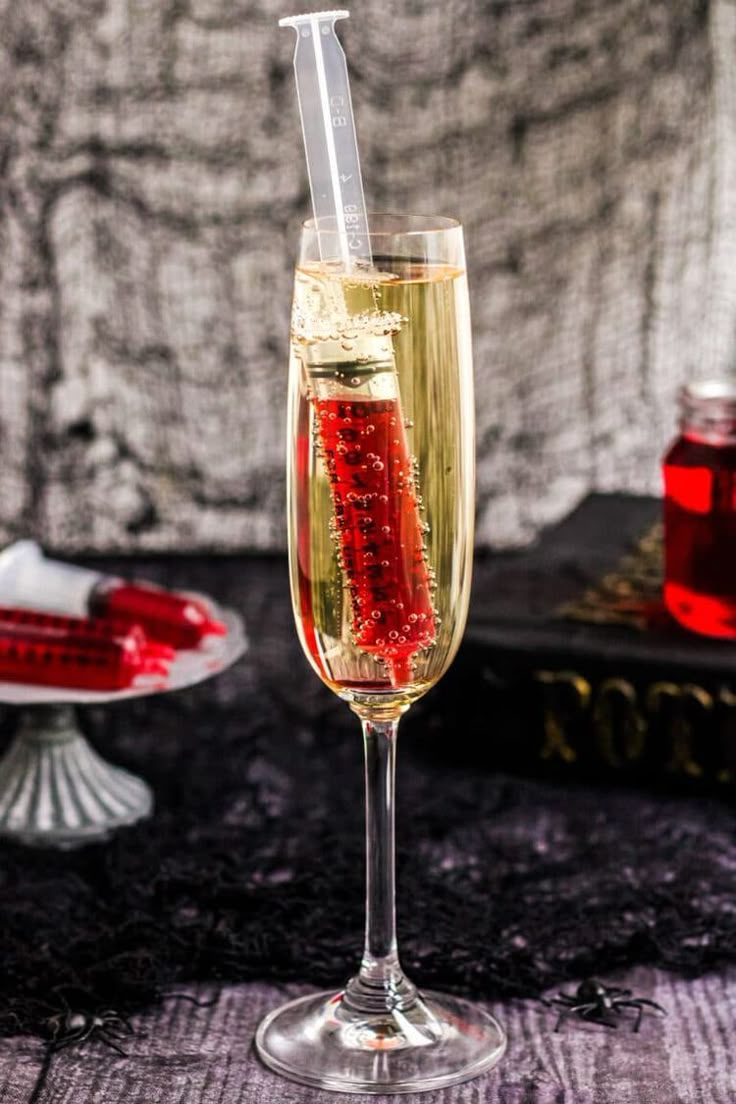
[0,629,163,690]
[279,10,371,268]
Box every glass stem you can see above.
[344,715,418,1015]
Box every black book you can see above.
[433,493,736,790]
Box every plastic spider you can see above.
[543,978,666,1033]
[46,1008,137,1055]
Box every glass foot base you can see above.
[255,988,506,1094]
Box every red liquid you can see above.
[0,606,174,660]
[308,395,436,687]
[90,583,226,650]
[663,435,736,637]
[0,629,169,691]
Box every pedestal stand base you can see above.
[0,705,153,847]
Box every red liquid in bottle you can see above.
[663,436,736,637]
[309,395,436,687]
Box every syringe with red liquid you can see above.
[0,626,170,691]
[88,581,226,649]
[313,393,436,688]
[0,542,226,650]
[0,605,175,661]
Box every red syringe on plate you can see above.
[0,541,226,650]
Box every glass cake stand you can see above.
[0,600,246,848]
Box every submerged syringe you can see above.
[280,11,436,687]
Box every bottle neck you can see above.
[679,380,736,447]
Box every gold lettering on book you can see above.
[593,678,647,767]
[530,672,735,780]
[646,682,713,778]
[715,688,736,784]
[535,671,591,763]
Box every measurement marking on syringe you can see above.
[330,93,347,127]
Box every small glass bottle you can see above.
[663,379,736,638]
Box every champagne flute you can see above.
[255,213,506,1093]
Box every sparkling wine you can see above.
[288,258,474,704]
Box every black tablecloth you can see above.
[0,548,735,1100]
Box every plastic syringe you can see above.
[279,10,437,688]
[279,10,371,270]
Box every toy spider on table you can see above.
[46,1007,136,1055]
[543,978,666,1033]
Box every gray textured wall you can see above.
[1,0,734,551]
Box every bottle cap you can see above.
[679,378,736,445]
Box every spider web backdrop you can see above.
[0,555,735,1038]
[1,0,733,553]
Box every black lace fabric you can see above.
[1,556,735,1039]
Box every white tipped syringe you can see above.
[279,10,371,270]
